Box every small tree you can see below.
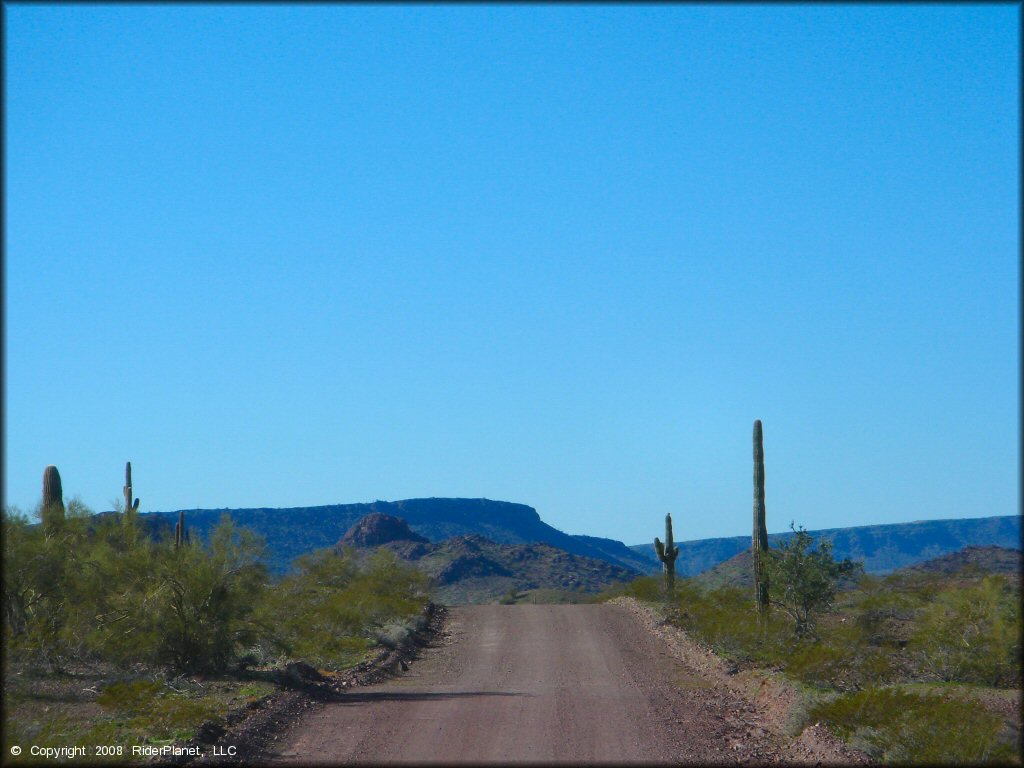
[150,516,268,672]
[767,524,862,638]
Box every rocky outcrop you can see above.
[340,513,430,548]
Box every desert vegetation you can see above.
[607,419,1021,764]
[2,465,433,761]
[602,546,1021,763]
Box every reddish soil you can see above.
[256,601,867,764]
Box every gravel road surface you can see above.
[266,602,796,764]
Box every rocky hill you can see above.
[693,548,755,591]
[895,545,1022,577]
[341,512,430,548]
[631,515,1021,576]
[335,513,638,604]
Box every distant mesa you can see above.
[341,513,429,548]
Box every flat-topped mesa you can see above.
[389,498,542,528]
[341,513,430,548]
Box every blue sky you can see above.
[4,5,1019,546]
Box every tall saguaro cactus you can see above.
[42,465,65,533]
[752,420,770,616]
[123,461,140,518]
[175,510,185,548]
[654,513,680,597]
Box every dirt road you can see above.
[265,602,797,764]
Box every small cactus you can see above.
[752,420,770,616]
[123,462,140,517]
[42,465,65,533]
[654,513,680,598]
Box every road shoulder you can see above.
[610,597,871,765]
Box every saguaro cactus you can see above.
[175,510,185,548]
[654,513,680,597]
[123,462,140,517]
[42,465,65,533]
[752,419,770,616]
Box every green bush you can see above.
[255,546,432,669]
[3,507,269,674]
[908,575,1021,687]
[811,686,1016,764]
[671,581,794,667]
[786,623,897,691]
[3,502,97,668]
[766,525,862,638]
[146,517,268,672]
[596,575,662,603]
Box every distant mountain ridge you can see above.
[140,498,651,575]
[136,500,1020,579]
[693,544,1022,592]
[630,514,1022,576]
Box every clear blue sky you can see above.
[4,5,1019,546]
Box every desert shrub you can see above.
[811,686,1016,764]
[908,575,1021,687]
[882,569,948,603]
[357,549,434,623]
[70,515,269,672]
[97,678,221,739]
[596,575,662,603]
[786,622,897,691]
[3,505,270,673]
[766,525,862,638]
[848,577,921,647]
[3,507,67,663]
[374,616,425,649]
[3,502,99,668]
[498,588,523,605]
[671,581,793,667]
[256,546,432,669]
[63,514,164,664]
[146,517,268,672]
